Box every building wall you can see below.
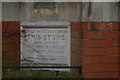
[2,2,20,21]
[82,2,118,22]
[80,2,119,78]
[2,2,20,73]
[20,2,82,22]
[0,1,2,79]
[71,22,119,78]
[2,22,20,68]
[2,2,120,78]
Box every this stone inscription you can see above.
[21,28,70,66]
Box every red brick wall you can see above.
[71,22,119,78]
[2,22,119,78]
[71,23,82,77]
[2,22,20,68]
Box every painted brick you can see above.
[81,48,106,56]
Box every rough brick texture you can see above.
[2,22,119,78]
[2,22,20,70]
[71,22,119,78]
[71,24,82,77]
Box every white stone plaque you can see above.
[21,22,70,71]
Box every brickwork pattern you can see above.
[71,22,119,78]
[2,22,20,69]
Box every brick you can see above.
[3,44,19,51]
[112,40,118,47]
[101,56,119,64]
[2,37,15,42]
[81,48,106,56]
[71,53,81,65]
[2,22,20,36]
[81,56,94,64]
[71,30,81,38]
[94,23,112,30]
[71,22,119,31]
[81,23,91,30]
[82,64,106,72]
[94,40,118,47]
[71,23,92,30]
[81,31,118,39]
[10,35,20,42]
[2,22,20,68]
[0,22,2,25]
[107,48,118,55]
[81,40,118,47]
[71,37,81,46]
[105,31,119,39]
[119,39,120,46]
[2,29,20,36]
[82,56,118,64]
[71,45,80,54]
[4,28,19,33]
[71,23,82,30]
[71,26,81,73]
[9,52,20,59]
[2,22,8,28]
[106,64,119,72]
[3,37,20,45]
[81,40,94,47]
[119,65,120,77]
[112,23,119,30]
[94,23,119,30]
[3,22,20,29]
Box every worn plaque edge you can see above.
[21,22,70,27]
[20,22,71,71]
